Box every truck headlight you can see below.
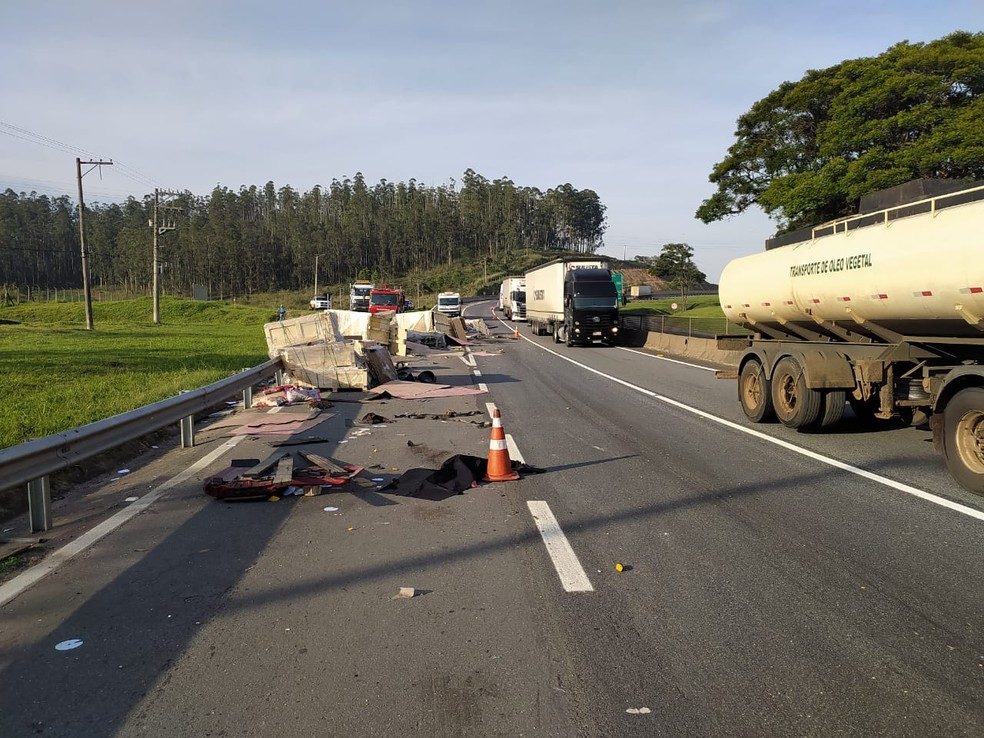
[612,326,618,333]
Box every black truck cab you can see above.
[561,268,620,346]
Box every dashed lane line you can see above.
[526,501,594,592]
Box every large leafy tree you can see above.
[697,31,984,231]
[648,243,706,308]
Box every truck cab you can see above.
[562,268,619,346]
[436,291,462,317]
[368,287,406,314]
[350,281,375,312]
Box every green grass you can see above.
[620,294,725,317]
[0,296,271,448]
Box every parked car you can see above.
[310,294,331,310]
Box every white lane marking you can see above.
[472,369,482,377]
[527,501,594,592]
[478,383,489,393]
[527,341,984,523]
[0,438,245,608]
[461,354,476,368]
[617,346,716,372]
[486,402,497,417]
[505,433,524,463]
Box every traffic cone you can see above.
[512,325,519,339]
[483,407,520,481]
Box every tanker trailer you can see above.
[716,179,984,494]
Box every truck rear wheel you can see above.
[738,359,774,423]
[771,357,822,429]
[943,387,984,495]
[814,389,847,429]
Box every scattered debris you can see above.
[360,412,392,425]
[393,587,417,599]
[253,385,322,408]
[203,451,364,500]
[55,639,84,651]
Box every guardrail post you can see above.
[27,476,52,532]
[178,389,195,448]
[180,414,195,448]
[243,386,253,409]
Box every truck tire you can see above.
[553,324,562,343]
[814,389,846,429]
[771,356,822,429]
[942,387,984,495]
[738,359,774,423]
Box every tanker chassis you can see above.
[717,180,984,495]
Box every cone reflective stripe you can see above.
[483,407,520,481]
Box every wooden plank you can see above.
[272,456,295,485]
[300,452,348,475]
[240,451,289,479]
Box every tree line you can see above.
[0,169,607,299]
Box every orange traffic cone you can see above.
[512,325,519,339]
[483,407,520,481]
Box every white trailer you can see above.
[717,179,984,494]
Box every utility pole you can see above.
[151,189,180,324]
[313,254,322,296]
[76,157,113,330]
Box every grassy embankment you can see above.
[0,296,272,449]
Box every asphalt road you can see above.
[1,301,982,737]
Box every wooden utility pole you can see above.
[76,157,113,330]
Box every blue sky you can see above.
[1,1,980,282]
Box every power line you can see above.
[0,120,166,193]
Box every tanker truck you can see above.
[525,258,619,346]
[716,179,984,494]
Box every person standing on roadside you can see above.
[278,304,286,321]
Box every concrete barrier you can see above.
[640,331,741,367]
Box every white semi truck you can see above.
[349,280,375,312]
[525,258,620,346]
[717,179,984,494]
[499,277,527,321]
[436,291,462,317]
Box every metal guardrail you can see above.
[621,314,751,339]
[0,358,284,532]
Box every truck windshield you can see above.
[353,286,372,297]
[371,293,398,306]
[439,297,459,306]
[512,291,526,302]
[572,282,617,309]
